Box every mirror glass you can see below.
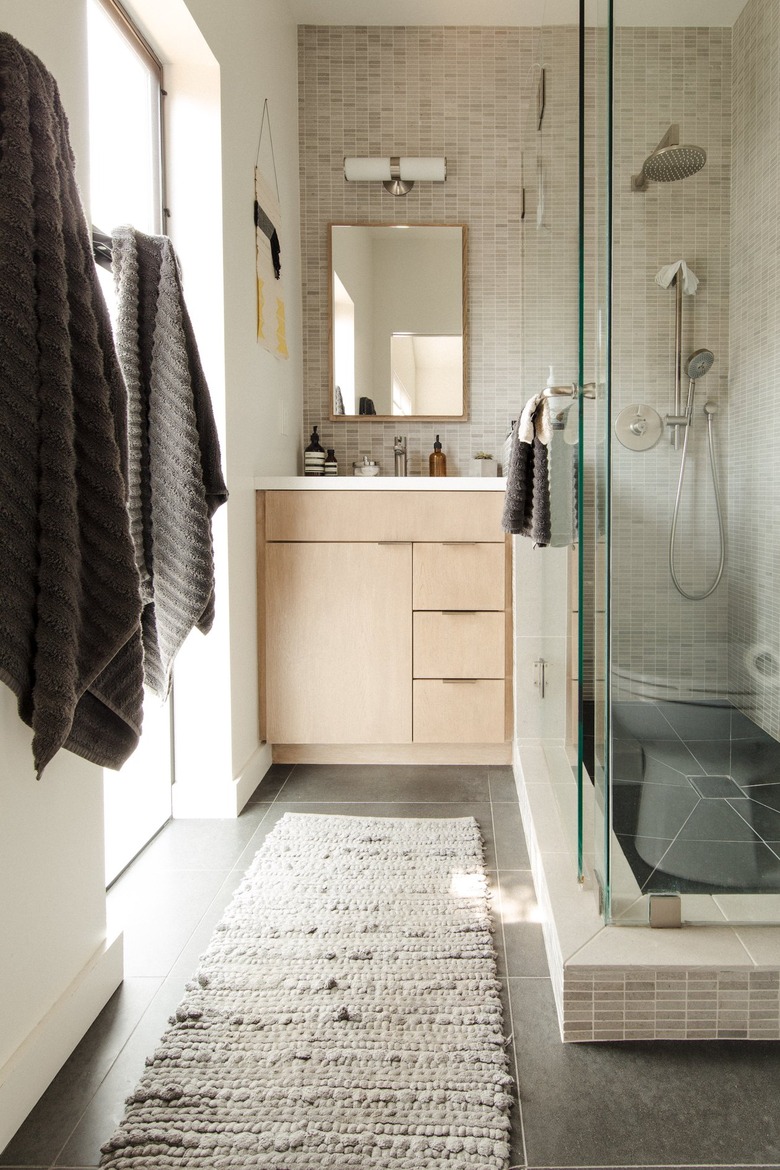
[329,224,467,420]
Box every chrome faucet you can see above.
[393,436,407,477]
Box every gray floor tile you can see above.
[655,700,733,740]
[55,982,197,1168]
[11,763,780,1170]
[489,765,518,802]
[492,799,530,869]
[684,739,735,776]
[649,836,780,891]
[278,763,492,803]
[0,979,162,1167]
[246,762,295,801]
[612,702,676,740]
[116,805,270,874]
[495,871,549,978]
[642,739,706,776]
[509,978,780,1167]
[729,738,780,785]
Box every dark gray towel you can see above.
[0,33,144,776]
[501,407,552,546]
[112,227,228,699]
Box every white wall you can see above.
[0,0,123,1148]
[126,0,302,816]
[170,0,302,813]
[0,0,303,1143]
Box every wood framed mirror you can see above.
[329,223,468,421]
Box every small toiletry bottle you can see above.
[324,448,338,476]
[429,434,446,477]
[393,436,407,477]
[303,425,325,476]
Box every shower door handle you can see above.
[534,658,547,699]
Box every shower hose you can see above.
[669,404,726,601]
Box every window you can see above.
[87,0,163,250]
[87,0,171,885]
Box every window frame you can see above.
[89,0,167,235]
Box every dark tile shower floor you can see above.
[3,763,780,1170]
[612,701,780,894]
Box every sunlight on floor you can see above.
[498,885,543,924]
[450,871,486,898]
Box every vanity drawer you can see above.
[413,611,504,678]
[413,679,506,743]
[413,542,506,610]
[265,490,504,543]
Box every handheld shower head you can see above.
[687,348,714,381]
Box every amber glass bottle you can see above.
[429,434,447,477]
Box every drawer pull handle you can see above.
[442,678,478,683]
[441,610,477,616]
[441,541,478,546]
[376,541,411,545]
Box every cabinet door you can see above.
[265,542,412,744]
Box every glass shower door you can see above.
[578,0,613,907]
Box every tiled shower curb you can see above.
[514,741,780,1042]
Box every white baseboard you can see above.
[0,931,124,1152]
[171,742,273,818]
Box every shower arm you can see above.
[630,124,679,192]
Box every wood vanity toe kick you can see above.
[271,742,512,764]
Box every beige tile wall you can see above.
[563,967,780,1042]
[297,26,581,480]
[728,0,780,738]
[611,27,732,701]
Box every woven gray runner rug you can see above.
[101,812,513,1169]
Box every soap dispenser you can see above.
[303,425,325,476]
[429,434,447,477]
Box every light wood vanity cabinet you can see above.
[257,488,511,763]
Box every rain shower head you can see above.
[642,144,707,184]
[687,348,714,381]
[631,125,707,191]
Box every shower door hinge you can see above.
[533,658,547,699]
[649,894,682,929]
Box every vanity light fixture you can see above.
[343,156,447,196]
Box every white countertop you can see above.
[254,476,506,491]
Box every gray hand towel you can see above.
[112,227,228,699]
[502,394,552,546]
